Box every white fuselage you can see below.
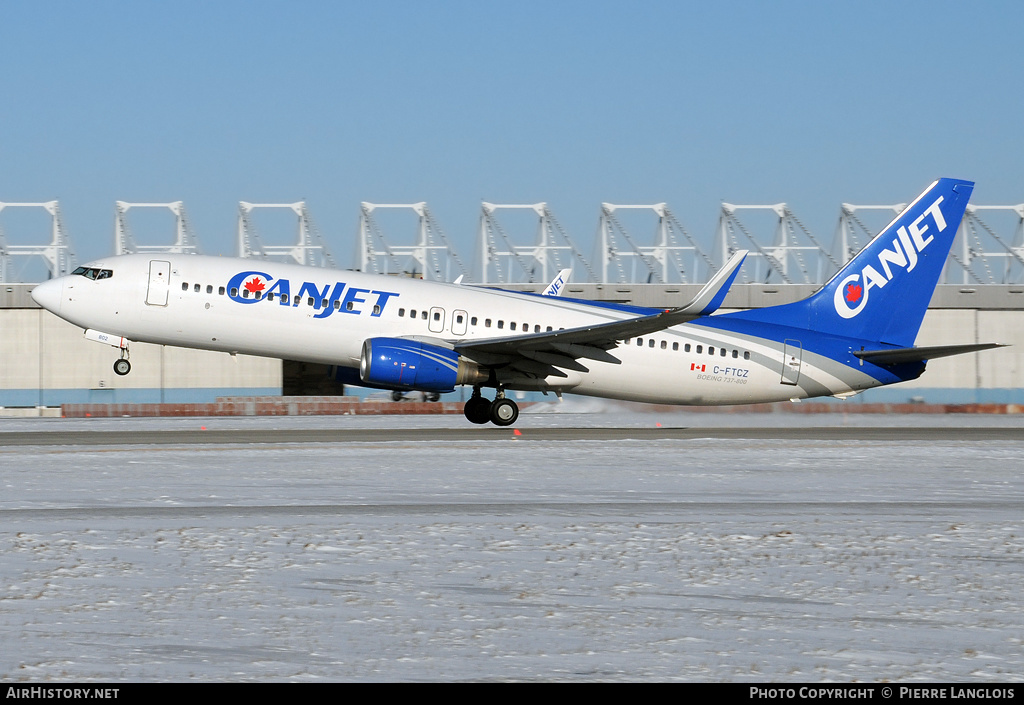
[33,254,875,405]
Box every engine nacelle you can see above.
[360,338,484,392]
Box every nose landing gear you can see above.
[113,347,131,376]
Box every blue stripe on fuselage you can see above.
[690,314,925,386]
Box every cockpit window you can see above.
[72,266,113,280]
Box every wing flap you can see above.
[521,350,590,373]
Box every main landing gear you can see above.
[464,387,519,427]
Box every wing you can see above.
[453,250,748,376]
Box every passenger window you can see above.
[410,309,417,318]
[194,283,200,293]
[219,286,226,295]
[399,308,405,317]
[672,342,679,351]
[471,317,478,326]
[433,311,441,321]
[347,301,355,311]
[744,351,750,360]
[207,285,213,294]
[242,289,250,298]
[637,338,643,346]
[456,314,464,324]
[547,326,553,332]
[293,295,301,305]
[497,320,504,329]
[254,291,262,300]
[649,339,655,348]
[320,299,328,309]
[485,319,491,328]
[708,346,714,355]
[421,311,427,320]
[732,350,738,358]
[510,322,517,331]
[334,300,341,310]
[534,325,540,333]
[182,282,189,291]
[696,345,702,354]
[661,341,667,349]
[721,348,727,357]
[685,343,691,352]
[373,304,381,315]
[307,297,314,307]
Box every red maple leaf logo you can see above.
[844,282,862,303]
[244,277,266,294]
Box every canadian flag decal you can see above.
[690,363,705,372]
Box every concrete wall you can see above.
[1,308,281,407]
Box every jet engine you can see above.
[359,338,485,392]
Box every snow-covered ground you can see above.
[2,408,1023,681]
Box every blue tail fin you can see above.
[729,178,974,347]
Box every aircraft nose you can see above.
[31,278,64,314]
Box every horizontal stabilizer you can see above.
[854,343,1006,365]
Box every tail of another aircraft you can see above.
[729,178,975,347]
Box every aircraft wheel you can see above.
[426,391,441,402]
[391,390,404,402]
[464,395,491,424]
[489,398,519,427]
[113,359,131,376]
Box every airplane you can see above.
[30,178,1003,426]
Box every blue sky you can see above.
[2,0,1022,275]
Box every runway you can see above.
[2,410,1023,681]
[2,424,1022,446]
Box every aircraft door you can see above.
[146,260,170,306]
[451,309,468,336]
[428,306,445,333]
[781,339,802,385]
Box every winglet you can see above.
[542,269,572,297]
[677,250,747,316]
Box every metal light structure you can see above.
[833,203,906,269]
[598,203,715,284]
[115,201,201,256]
[717,203,837,284]
[946,204,1024,285]
[357,202,466,282]
[477,202,595,285]
[0,201,76,282]
[237,201,335,268]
